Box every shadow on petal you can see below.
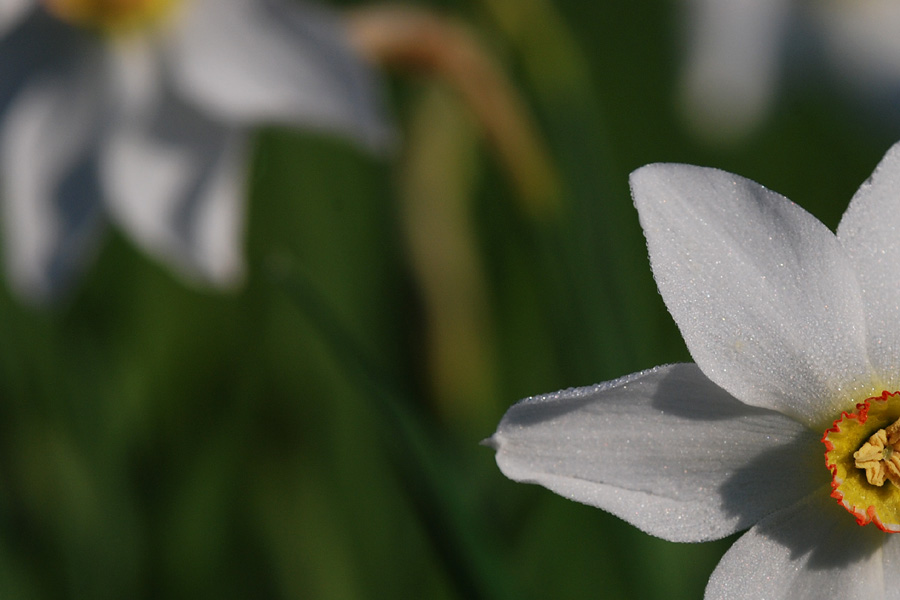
[657,367,888,567]
[493,364,830,541]
[502,363,776,428]
[717,436,834,531]
[635,369,884,567]
[706,490,886,598]
[719,428,886,568]
[103,80,247,284]
[647,363,793,421]
[756,489,882,570]
[642,366,832,535]
[0,9,82,113]
[46,153,105,294]
[145,91,236,244]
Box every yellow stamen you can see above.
[854,419,900,487]
[42,0,177,33]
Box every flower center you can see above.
[823,392,900,533]
[41,0,177,34]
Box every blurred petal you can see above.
[813,0,900,96]
[630,164,875,428]
[705,491,884,599]
[167,0,391,151]
[837,142,900,392]
[679,0,791,140]
[101,77,247,287]
[0,47,106,301]
[0,0,32,34]
[489,364,821,543]
[0,9,78,111]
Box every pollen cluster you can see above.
[42,0,178,33]
[854,419,900,487]
[824,392,900,533]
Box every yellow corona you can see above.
[41,0,178,33]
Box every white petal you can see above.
[812,0,900,96]
[631,164,875,428]
[880,533,900,593]
[104,35,162,121]
[0,47,107,302]
[0,0,32,35]
[705,490,884,600]
[101,87,247,288]
[0,9,79,110]
[679,0,791,140]
[489,363,821,543]
[166,0,390,151]
[837,142,900,392]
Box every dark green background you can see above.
[0,0,895,597]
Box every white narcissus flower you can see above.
[0,0,390,302]
[489,142,900,598]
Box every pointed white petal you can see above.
[0,47,107,302]
[631,164,875,428]
[166,0,390,151]
[679,0,791,140]
[837,142,900,392]
[101,87,247,288]
[705,490,884,600]
[489,363,821,543]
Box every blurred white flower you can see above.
[490,142,900,597]
[0,0,390,302]
[813,0,900,103]
[680,0,900,141]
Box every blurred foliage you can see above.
[1,0,898,598]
